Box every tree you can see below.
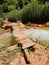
[2,3,8,12]
[0,4,3,13]
[0,0,4,4]
[18,0,23,9]
[38,0,47,3]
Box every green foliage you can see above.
[0,43,10,52]
[38,0,49,3]
[0,0,49,23]
[0,4,3,13]
[2,3,8,12]
[20,0,49,23]
[18,0,23,9]
[8,10,21,22]
[8,11,17,22]
[38,0,47,3]
[0,0,4,4]
[41,2,49,22]
[0,28,4,35]
[27,22,31,26]
[0,18,4,27]
[7,1,49,23]
[21,1,40,23]
[0,18,3,22]
[8,5,15,11]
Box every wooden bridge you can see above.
[3,22,35,49]
[12,26,35,49]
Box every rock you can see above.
[45,22,49,27]
[38,25,43,28]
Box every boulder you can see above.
[45,22,49,27]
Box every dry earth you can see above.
[0,43,49,65]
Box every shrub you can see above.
[0,4,3,12]
[0,13,7,20]
[21,1,49,24]
[8,10,21,22]
[26,22,31,26]
[21,1,40,23]
[0,0,4,4]
[0,18,4,27]
[8,14,17,22]
[8,5,15,11]
[41,2,49,22]
[2,0,49,24]
[2,3,8,12]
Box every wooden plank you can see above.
[13,26,35,49]
[20,38,35,49]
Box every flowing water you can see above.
[24,28,49,48]
[24,28,49,41]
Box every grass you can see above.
[0,35,12,52]
[2,49,18,65]
[0,35,20,52]
[0,43,11,52]
[30,37,49,48]
[39,41,49,48]
[26,22,31,26]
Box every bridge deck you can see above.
[13,26,35,49]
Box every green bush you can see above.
[0,18,4,27]
[2,3,8,12]
[0,13,7,20]
[20,1,49,24]
[40,2,49,22]
[8,5,15,11]
[8,14,17,22]
[1,0,49,23]
[0,18,4,26]
[21,1,40,23]
[0,4,3,12]
[8,10,21,22]
[27,22,31,26]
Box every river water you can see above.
[0,32,12,44]
[24,28,49,43]
[0,28,49,46]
